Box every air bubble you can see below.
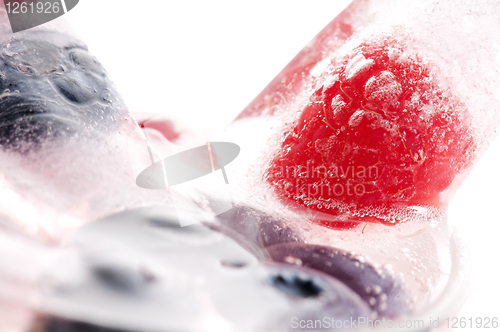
[284,256,303,266]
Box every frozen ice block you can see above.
[230,0,500,227]
[0,5,172,239]
[215,0,500,328]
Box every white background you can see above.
[65,0,499,328]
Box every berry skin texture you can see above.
[265,38,476,228]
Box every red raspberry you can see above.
[265,38,475,228]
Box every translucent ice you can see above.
[0,0,494,331]
[0,8,172,239]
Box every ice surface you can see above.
[0,17,173,238]
[222,0,498,326]
[35,207,372,331]
[266,242,412,318]
[233,0,500,223]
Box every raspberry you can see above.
[265,38,475,228]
